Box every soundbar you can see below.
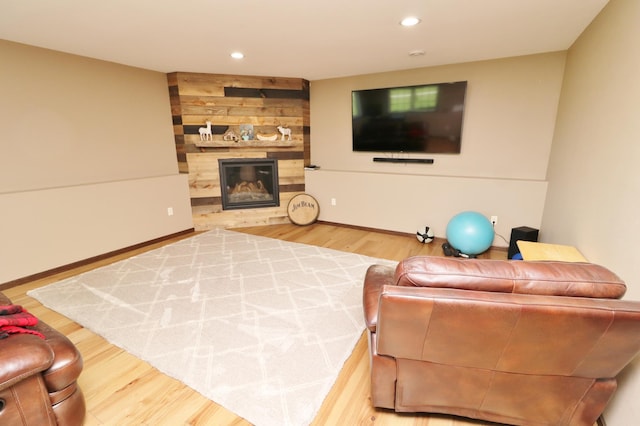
[373,157,434,164]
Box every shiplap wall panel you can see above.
[168,72,310,230]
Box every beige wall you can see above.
[0,40,193,283]
[542,0,640,423]
[308,53,565,241]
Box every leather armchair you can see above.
[0,292,85,426]
[363,256,640,426]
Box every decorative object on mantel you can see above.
[256,133,278,141]
[240,124,254,141]
[199,120,212,141]
[287,193,320,225]
[223,130,239,142]
[277,125,292,141]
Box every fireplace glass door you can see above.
[218,158,280,210]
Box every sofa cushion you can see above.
[394,256,626,299]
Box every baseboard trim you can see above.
[316,220,508,252]
[317,220,415,238]
[0,228,195,291]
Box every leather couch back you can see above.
[394,256,627,299]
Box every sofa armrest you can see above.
[0,334,54,391]
[394,256,627,299]
[363,264,396,332]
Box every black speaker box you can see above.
[508,226,539,259]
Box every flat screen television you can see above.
[352,81,467,154]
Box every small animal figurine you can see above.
[277,125,292,141]
[199,121,212,141]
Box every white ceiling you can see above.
[0,0,609,81]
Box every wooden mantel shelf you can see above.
[195,139,297,148]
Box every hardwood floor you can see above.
[4,222,508,425]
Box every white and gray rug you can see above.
[28,229,395,426]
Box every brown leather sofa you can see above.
[0,292,85,426]
[363,256,640,426]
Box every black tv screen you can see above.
[352,81,467,153]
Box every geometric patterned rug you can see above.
[28,229,395,426]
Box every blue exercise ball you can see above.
[446,211,494,255]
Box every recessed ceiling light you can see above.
[230,52,244,59]
[409,50,425,57]
[400,17,421,27]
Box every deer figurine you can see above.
[199,121,212,141]
[277,125,292,141]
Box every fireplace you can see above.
[218,158,280,210]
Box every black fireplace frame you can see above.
[218,158,280,210]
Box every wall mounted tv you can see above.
[352,81,467,154]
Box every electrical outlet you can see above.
[331,198,337,206]
[167,207,174,216]
[490,215,498,226]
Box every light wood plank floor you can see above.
[4,223,509,425]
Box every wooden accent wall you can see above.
[167,72,310,230]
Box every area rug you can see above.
[28,229,395,426]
